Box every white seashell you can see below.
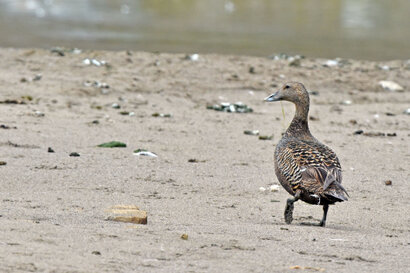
[270,185,280,192]
[379,81,404,92]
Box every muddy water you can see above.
[0,0,409,60]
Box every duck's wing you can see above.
[277,140,348,201]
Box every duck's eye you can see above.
[284,85,290,89]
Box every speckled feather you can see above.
[275,137,348,204]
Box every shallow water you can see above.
[0,0,409,60]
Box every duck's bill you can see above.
[264,91,281,102]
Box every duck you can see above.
[265,82,348,227]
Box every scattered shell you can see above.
[259,187,267,192]
[98,141,127,148]
[378,65,390,71]
[259,135,273,140]
[384,180,392,186]
[51,47,82,56]
[379,81,404,92]
[340,100,352,105]
[244,130,259,136]
[270,185,280,192]
[84,80,109,89]
[288,56,301,67]
[111,103,120,109]
[134,149,157,157]
[269,53,304,61]
[83,58,107,67]
[152,113,172,118]
[50,47,65,56]
[185,54,199,61]
[207,102,253,113]
[323,59,339,67]
[33,74,42,81]
[34,111,45,117]
[181,234,188,240]
[0,99,25,104]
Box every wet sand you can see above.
[0,48,409,272]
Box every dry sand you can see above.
[0,48,409,272]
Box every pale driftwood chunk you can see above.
[106,205,147,224]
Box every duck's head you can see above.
[264,82,309,105]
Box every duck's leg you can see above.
[319,204,329,227]
[284,190,301,224]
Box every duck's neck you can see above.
[285,102,312,138]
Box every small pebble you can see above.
[270,185,280,192]
[0,161,6,166]
[259,187,267,192]
[33,74,42,81]
[384,180,392,186]
[111,103,120,109]
[34,111,45,117]
[259,135,273,140]
[354,130,364,135]
[404,108,410,115]
[48,147,55,153]
[92,251,101,255]
[244,130,259,136]
[340,100,352,105]
[181,234,188,240]
[69,152,80,157]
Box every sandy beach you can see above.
[0,47,409,272]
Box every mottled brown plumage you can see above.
[265,82,348,227]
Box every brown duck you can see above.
[265,82,348,227]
